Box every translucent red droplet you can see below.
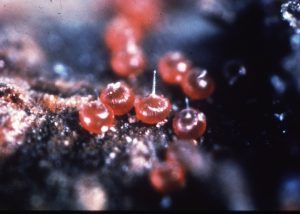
[134,94,171,124]
[100,81,135,116]
[111,42,146,77]
[172,108,206,139]
[181,68,215,100]
[79,101,115,135]
[158,51,192,85]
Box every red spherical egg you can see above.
[79,101,115,135]
[100,81,135,116]
[172,108,207,139]
[158,51,192,85]
[181,68,215,100]
[104,15,143,52]
[111,42,146,77]
[149,161,185,194]
[114,0,162,29]
[134,94,171,124]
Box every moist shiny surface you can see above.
[181,68,215,100]
[158,51,192,85]
[172,108,207,139]
[79,101,115,134]
[134,94,171,124]
[100,81,135,115]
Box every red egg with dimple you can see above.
[181,68,215,100]
[111,42,146,77]
[158,51,192,85]
[100,81,135,116]
[172,108,207,139]
[79,101,115,135]
[104,16,143,52]
[134,94,171,124]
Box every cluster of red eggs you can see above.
[78,79,171,135]
[78,63,212,141]
[78,0,215,195]
[104,0,162,77]
[159,51,215,101]
[78,72,171,132]
[78,56,213,194]
[158,51,215,139]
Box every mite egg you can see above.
[100,81,135,116]
[181,68,215,100]
[172,108,207,139]
[134,70,171,124]
[79,101,115,135]
[149,161,186,194]
[158,51,192,85]
[111,42,146,77]
[134,94,171,124]
[104,15,143,52]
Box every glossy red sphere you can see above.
[79,101,115,135]
[100,81,135,116]
[158,51,192,85]
[111,43,146,77]
[134,94,171,124]
[104,16,142,52]
[149,161,185,194]
[172,108,206,139]
[181,68,215,100]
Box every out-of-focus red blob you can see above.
[111,42,146,77]
[172,108,207,139]
[79,101,115,135]
[104,16,143,52]
[134,94,171,124]
[181,68,215,100]
[149,160,186,194]
[100,81,135,116]
[158,51,192,85]
[114,0,162,29]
